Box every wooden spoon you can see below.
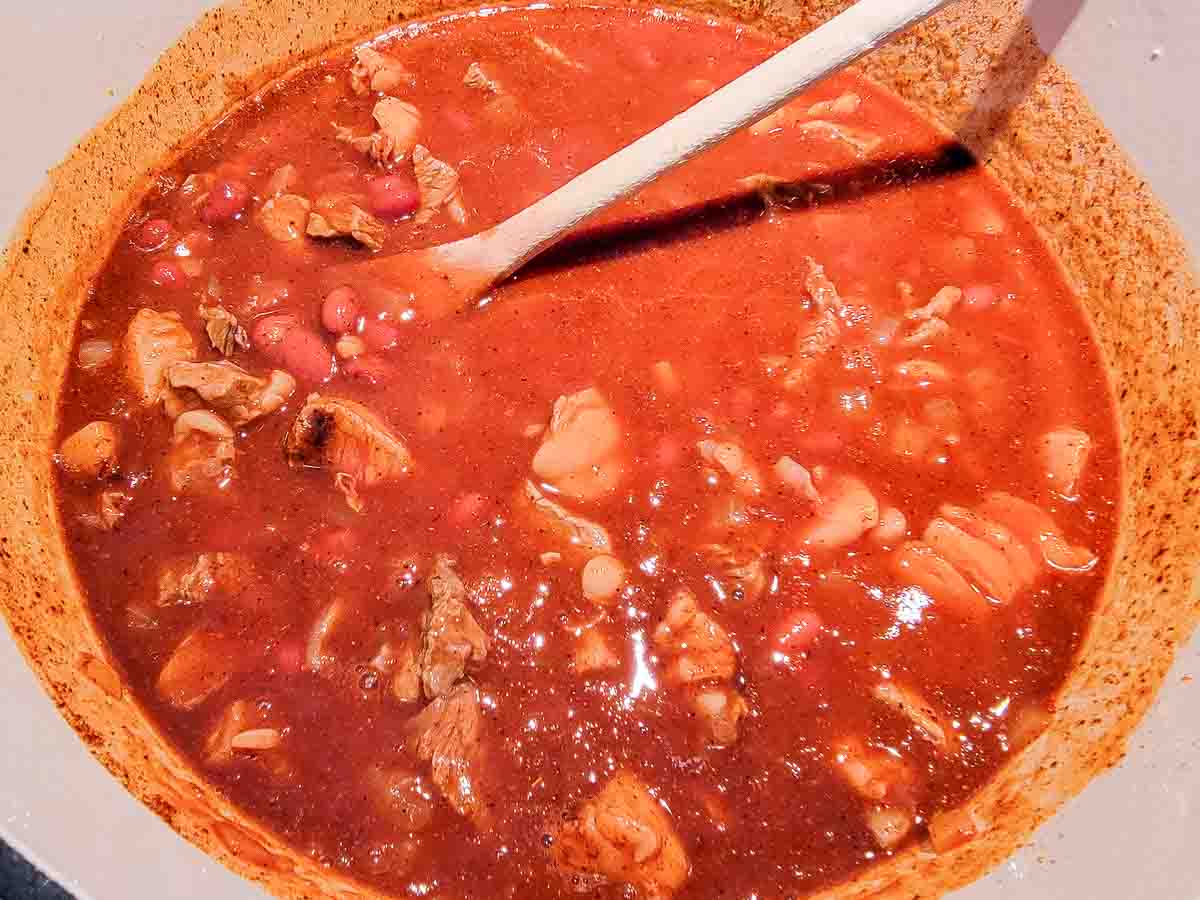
[351,0,958,317]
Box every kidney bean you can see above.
[201,179,250,224]
[149,260,183,287]
[366,174,421,219]
[342,354,396,386]
[361,317,402,351]
[133,218,171,251]
[251,314,336,382]
[321,286,360,334]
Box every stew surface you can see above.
[54,5,1119,898]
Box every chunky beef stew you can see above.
[54,5,1119,898]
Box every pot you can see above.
[0,1,1197,898]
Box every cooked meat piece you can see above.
[532,35,587,70]
[782,309,840,390]
[78,489,133,531]
[872,681,953,752]
[167,360,296,426]
[167,410,236,495]
[696,439,762,497]
[653,589,736,685]
[285,395,414,507]
[411,145,467,226]
[519,480,613,558]
[391,640,423,703]
[122,308,197,406]
[901,316,950,347]
[257,193,312,241]
[335,98,422,165]
[697,543,769,604]
[863,805,915,851]
[688,684,749,747]
[803,256,845,313]
[532,387,625,501]
[58,421,120,480]
[409,682,486,822]
[1038,426,1092,498]
[830,736,919,806]
[157,630,243,709]
[158,552,255,607]
[794,469,879,549]
[906,286,962,322]
[306,194,386,250]
[928,803,990,854]
[923,516,1020,604]
[349,45,412,95]
[463,61,501,93]
[575,628,621,675]
[419,555,488,699]
[198,305,249,357]
[552,771,689,900]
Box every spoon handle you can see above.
[456,0,958,283]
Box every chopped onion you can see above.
[77,338,114,370]
[231,727,282,751]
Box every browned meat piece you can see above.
[532,387,625,501]
[419,555,488,699]
[652,589,736,685]
[697,542,769,604]
[306,194,386,250]
[463,61,501,93]
[257,193,312,242]
[552,771,690,900]
[157,552,254,607]
[412,145,467,226]
[122,308,197,406]
[78,489,133,531]
[334,98,422,165]
[198,305,249,356]
[157,630,243,709]
[349,45,412,96]
[166,410,236,495]
[688,684,749,747]
[517,479,613,560]
[284,395,414,510]
[409,682,486,822]
[167,360,295,426]
[1038,426,1092,498]
[58,421,120,480]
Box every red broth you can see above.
[54,5,1119,898]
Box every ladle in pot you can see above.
[347,0,958,316]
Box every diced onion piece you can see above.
[231,728,283,751]
[928,804,990,853]
[774,455,820,503]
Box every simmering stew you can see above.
[54,5,1119,898]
